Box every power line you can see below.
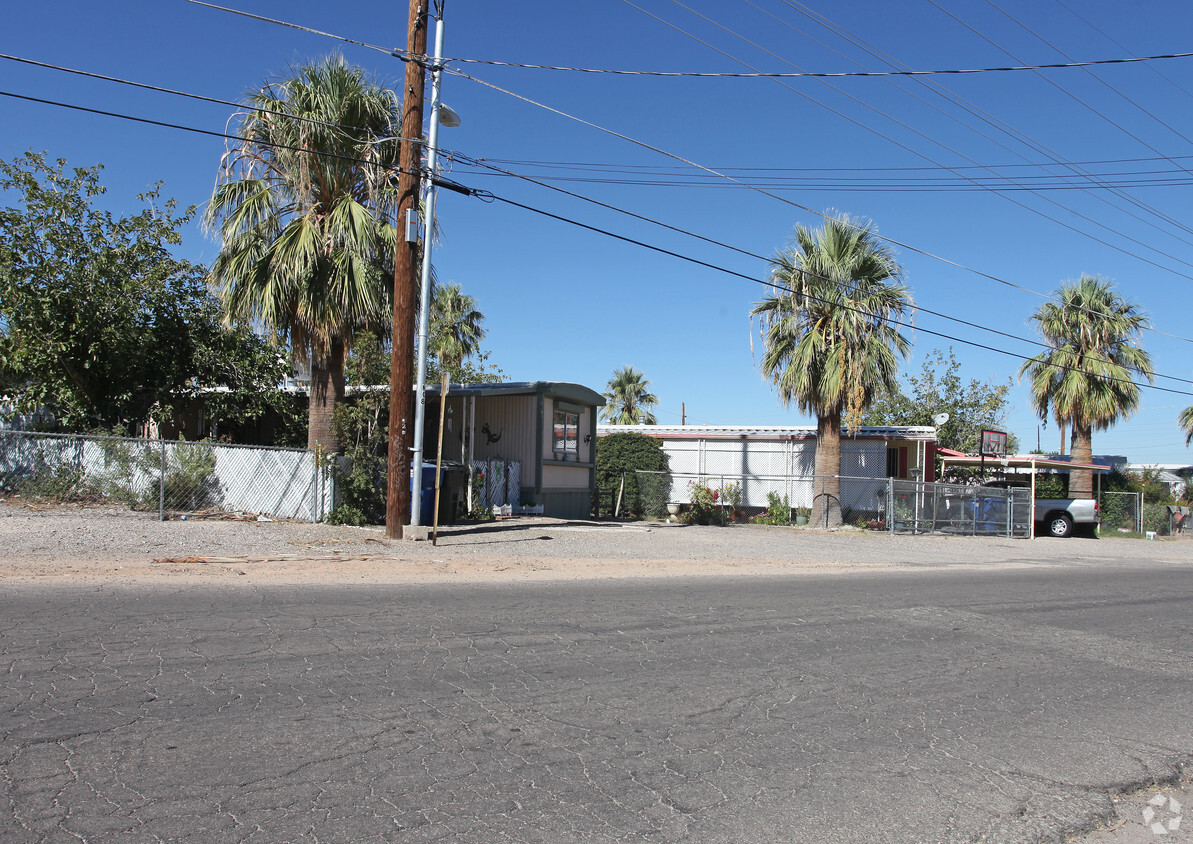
[178,0,1193,343]
[438,50,1193,77]
[0,53,420,141]
[6,83,1185,398]
[469,185,1190,399]
[182,0,405,60]
[0,89,417,180]
[443,12,1193,346]
[450,152,1193,388]
[177,0,1193,79]
[635,0,1193,280]
[765,0,1193,250]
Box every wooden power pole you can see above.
[385,0,429,538]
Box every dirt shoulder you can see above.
[3,501,1190,586]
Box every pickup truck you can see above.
[983,480,1099,537]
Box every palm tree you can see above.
[1181,406,1193,446]
[601,366,659,425]
[204,56,401,453]
[1020,275,1153,499]
[753,213,912,528]
[429,283,485,541]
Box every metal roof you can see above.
[427,381,605,406]
[938,453,1105,472]
[598,424,937,439]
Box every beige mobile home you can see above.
[423,382,604,519]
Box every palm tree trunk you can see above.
[307,338,345,453]
[814,409,843,528]
[1069,421,1094,499]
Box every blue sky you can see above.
[4,0,1193,464]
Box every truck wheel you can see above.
[1046,512,1074,538]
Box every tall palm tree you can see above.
[601,366,659,425]
[429,283,484,542]
[204,56,401,453]
[1019,275,1152,499]
[1181,406,1193,446]
[753,213,912,528]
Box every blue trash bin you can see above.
[411,465,439,523]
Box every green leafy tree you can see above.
[595,432,671,519]
[1180,406,1193,447]
[600,365,659,425]
[205,56,402,453]
[1019,275,1153,499]
[0,151,288,432]
[863,347,1017,461]
[753,213,912,527]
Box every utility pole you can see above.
[386,0,429,539]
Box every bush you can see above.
[682,481,724,525]
[1142,505,1172,536]
[1098,494,1135,531]
[161,444,219,511]
[327,504,367,526]
[1034,473,1067,499]
[329,449,386,525]
[595,432,671,519]
[750,491,791,526]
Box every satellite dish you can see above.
[932,413,950,427]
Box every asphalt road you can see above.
[3,565,1192,843]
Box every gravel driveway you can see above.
[2,501,1188,586]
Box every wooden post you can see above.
[385,0,428,538]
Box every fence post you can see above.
[159,436,166,521]
[887,477,894,535]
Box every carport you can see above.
[937,453,1106,539]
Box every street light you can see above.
[410,7,456,527]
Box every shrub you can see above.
[595,432,671,519]
[1142,505,1172,536]
[327,504,367,526]
[750,491,791,526]
[1034,473,1067,499]
[329,449,385,525]
[682,481,723,525]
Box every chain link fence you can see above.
[1097,490,1142,534]
[594,469,892,527]
[0,430,332,521]
[1141,503,1190,537]
[886,479,1032,538]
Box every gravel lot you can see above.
[2,500,1188,585]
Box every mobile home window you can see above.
[553,409,578,455]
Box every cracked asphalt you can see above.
[2,506,1192,842]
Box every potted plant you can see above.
[794,506,811,526]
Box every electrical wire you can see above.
[637,0,1193,279]
[450,151,1193,388]
[180,0,1193,79]
[437,50,1193,77]
[175,0,1193,343]
[470,185,1191,398]
[182,0,407,61]
[5,83,1186,398]
[764,0,1193,249]
[13,41,1191,194]
[0,89,417,180]
[0,53,420,142]
[928,1,1193,192]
